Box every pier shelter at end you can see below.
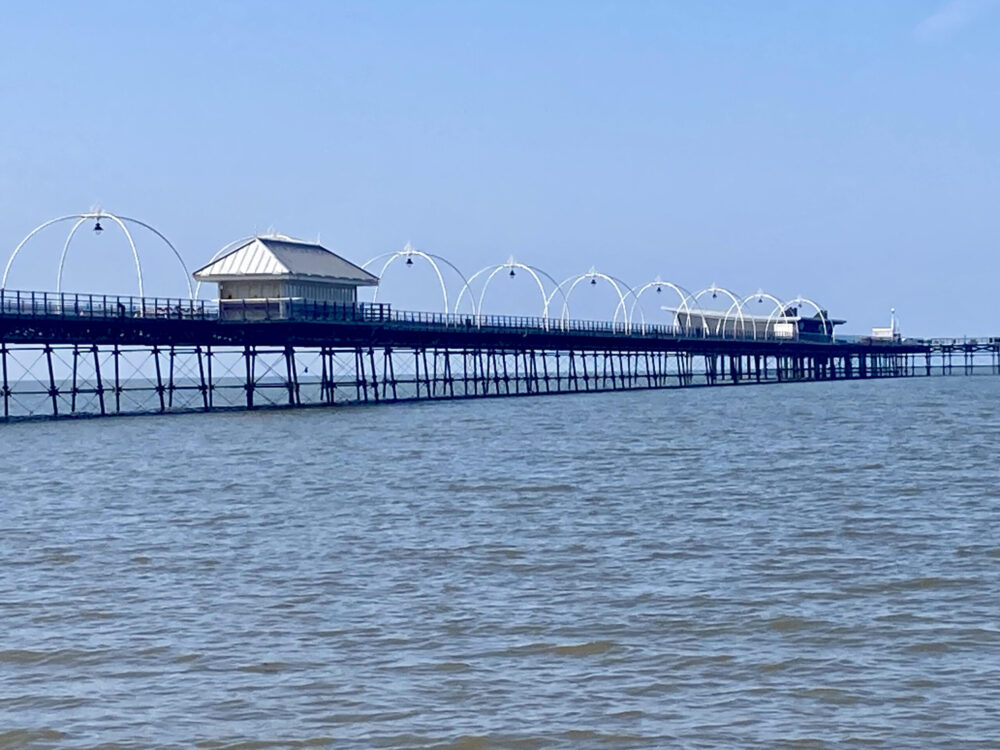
[193,235,379,319]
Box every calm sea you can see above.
[2,377,999,749]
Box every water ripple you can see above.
[1,378,999,747]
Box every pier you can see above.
[0,288,952,423]
[0,213,992,422]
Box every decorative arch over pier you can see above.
[722,291,786,339]
[363,243,474,315]
[767,295,834,341]
[691,284,747,336]
[628,278,704,335]
[551,268,634,332]
[4,211,193,299]
[454,257,565,323]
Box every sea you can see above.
[1,376,999,749]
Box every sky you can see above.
[0,0,997,336]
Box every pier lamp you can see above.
[93,220,103,235]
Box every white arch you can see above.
[627,278,705,335]
[454,258,564,326]
[477,262,547,321]
[690,284,747,337]
[4,215,84,289]
[722,290,786,340]
[549,268,632,333]
[362,244,473,315]
[6,211,192,299]
[54,213,145,298]
[372,249,447,314]
[766,296,834,341]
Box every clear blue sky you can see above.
[1,1,997,335]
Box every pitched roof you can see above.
[193,236,379,286]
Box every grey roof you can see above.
[193,236,379,286]
[665,307,846,325]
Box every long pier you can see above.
[0,288,985,422]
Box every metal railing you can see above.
[221,299,799,341]
[0,289,213,320]
[218,298,388,323]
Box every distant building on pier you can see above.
[193,235,378,319]
[668,305,845,341]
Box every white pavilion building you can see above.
[193,235,379,319]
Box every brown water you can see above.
[1,377,999,748]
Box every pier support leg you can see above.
[153,346,166,412]
[1,344,9,419]
[197,346,209,411]
[368,347,379,402]
[71,345,79,412]
[244,345,255,410]
[45,345,58,417]
[114,345,121,413]
[93,345,105,416]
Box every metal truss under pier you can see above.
[0,290,978,422]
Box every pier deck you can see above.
[0,289,988,422]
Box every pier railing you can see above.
[221,297,838,343]
[0,289,215,321]
[0,288,911,346]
